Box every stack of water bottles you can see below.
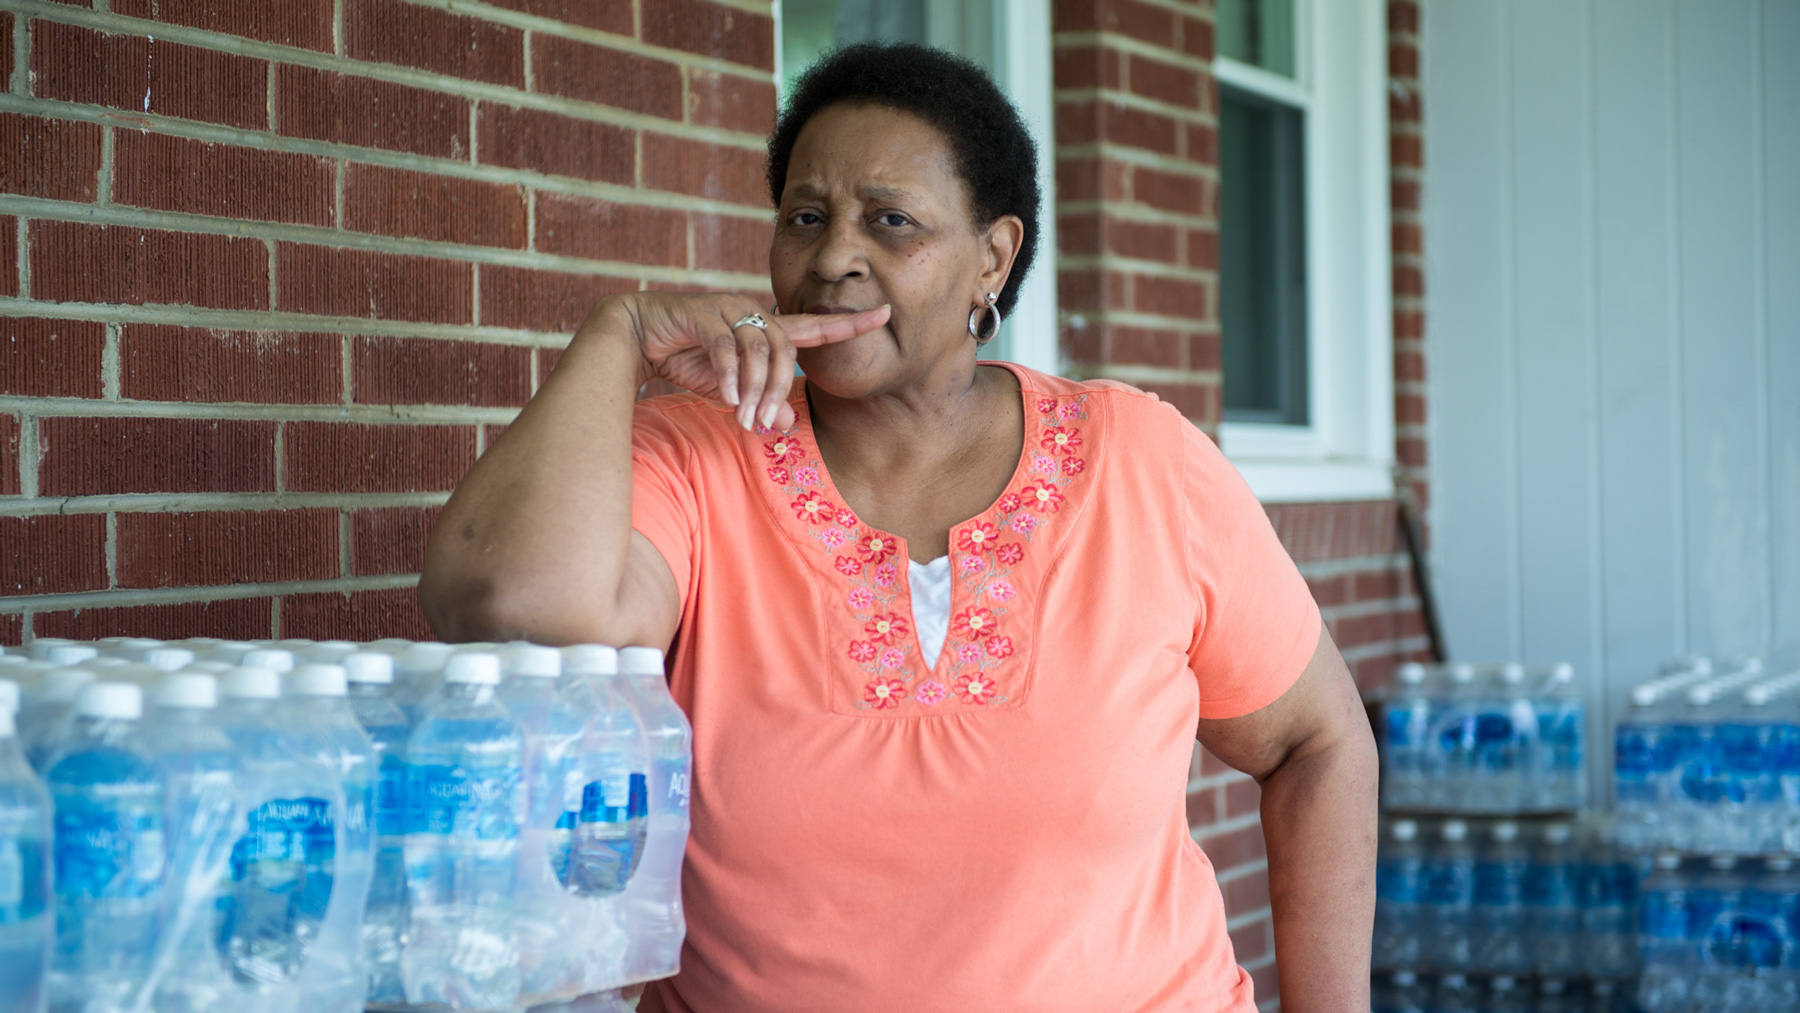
[1613,655,1800,855]
[0,635,692,1013]
[1372,816,1641,1012]
[1380,661,1588,815]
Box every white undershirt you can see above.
[909,555,953,668]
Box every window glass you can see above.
[1219,86,1308,425]
[1215,0,1296,78]
[780,0,928,96]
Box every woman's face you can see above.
[771,102,1018,398]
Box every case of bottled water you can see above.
[0,636,691,1013]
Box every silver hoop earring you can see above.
[967,292,1001,343]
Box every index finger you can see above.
[773,305,891,347]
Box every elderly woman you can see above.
[422,43,1376,1013]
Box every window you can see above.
[1214,0,1394,502]
[774,0,1059,375]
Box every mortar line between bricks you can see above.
[100,323,119,399]
[0,573,420,614]
[12,1,777,128]
[1058,255,1213,281]
[1190,811,1263,840]
[1051,88,1216,127]
[0,297,575,346]
[0,491,451,517]
[332,0,344,58]
[19,612,32,641]
[521,29,532,95]
[272,421,284,493]
[17,414,38,498]
[1212,859,1269,884]
[338,510,350,579]
[104,512,116,588]
[265,60,276,132]
[0,394,521,425]
[467,99,479,165]
[1057,200,1211,228]
[1062,362,1220,386]
[1224,908,1275,933]
[1288,552,1411,578]
[96,126,113,205]
[1319,596,1426,622]
[269,596,280,639]
[403,0,773,66]
[264,237,277,309]
[470,263,481,330]
[1340,636,1431,665]
[0,194,772,287]
[333,157,345,230]
[1050,29,1213,72]
[1054,139,1217,175]
[0,94,777,219]
[15,206,27,296]
[8,13,26,96]
[1058,309,1221,332]
[524,190,535,252]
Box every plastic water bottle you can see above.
[1426,819,1475,972]
[1616,684,1669,848]
[403,652,524,1008]
[1689,853,1747,1010]
[1526,822,1582,977]
[43,682,165,1013]
[1535,978,1581,1013]
[392,643,454,725]
[1485,975,1531,1013]
[1373,819,1424,970]
[1534,663,1586,811]
[1382,663,1434,810]
[20,667,97,771]
[343,651,409,1004]
[1580,835,1641,980]
[0,685,52,1013]
[1473,665,1537,812]
[1638,852,1692,1013]
[1741,856,1800,1009]
[557,648,648,897]
[1371,969,1427,1013]
[143,647,196,674]
[279,664,376,1009]
[141,673,238,1013]
[1427,664,1479,809]
[305,641,360,665]
[1472,820,1529,974]
[213,664,357,1000]
[1431,972,1479,1013]
[616,646,686,976]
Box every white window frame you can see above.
[1214,0,1395,503]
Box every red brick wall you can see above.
[1389,0,1429,521]
[1,0,776,640]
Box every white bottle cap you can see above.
[208,642,258,662]
[0,708,12,737]
[183,637,223,648]
[1448,663,1475,683]
[241,648,295,673]
[1390,819,1417,842]
[26,637,76,660]
[221,666,282,700]
[41,668,98,703]
[1592,981,1616,997]
[505,644,562,678]
[443,653,501,685]
[0,678,18,715]
[368,638,414,653]
[1630,684,1661,707]
[1498,663,1525,684]
[455,642,499,653]
[1768,858,1794,872]
[1492,977,1516,991]
[287,664,348,696]
[77,681,143,720]
[1686,684,1718,706]
[620,646,665,676]
[307,640,360,663]
[562,644,619,675]
[1709,854,1738,870]
[1396,662,1426,685]
[144,647,197,673]
[1492,821,1519,843]
[342,652,394,685]
[1441,820,1467,842]
[1543,823,1572,846]
[1654,852,1683,870]
[157,673,219,709]
[1550,662,1575,682]
[185,661,230,674]
[114,638,165,657]
[44,644,99,666]
[399,642,455,671]
[276,639,316,651]
[0,654,25,666]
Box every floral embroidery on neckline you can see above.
[754,389,1093,714]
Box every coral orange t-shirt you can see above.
[629,362,1320,1012]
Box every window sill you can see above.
[1225,459,1395,504]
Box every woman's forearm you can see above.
[419,299,649,643]
[1258,719,1379,1011]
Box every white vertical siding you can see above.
[1424,0,1799,779]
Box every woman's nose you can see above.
[809,219,869,283]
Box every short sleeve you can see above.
[1181,418,1322,719]
[630,402,702,610]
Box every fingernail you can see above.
[760,404,778,428]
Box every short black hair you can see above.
[768,42,1040,320]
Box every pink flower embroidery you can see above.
[835,555,864,576]
[846,587,874,610]
[956,521,999,554]
[873,563,898,588]
[764,438,802,466]
[879,647,906,669]
[1024,484,1063,513]
[795,465,820,486]
[864,676,906,709]
[998,492,1023,514]
[791,493,834,523]
[985,578,1015,602]
[767,466,790,484]
[1057,401,1083,421]
[1062,456,1086,476]
[1036,397,1058,414]
[834,508,859,528]
[996,542,1025,565]
[1010,513,1039,534]
[857,532,898,564]
[954,674,998,705]
[865,612,910,645]
[956,644,982,664]
[1041,427,1082,455]
[1033,454,1058,475]
[985,635,1014,659]
[820,527,848,548]
[915,681,948,705]
[751,422,775,435]
[952,607,997,641]
[847,640,877,663]
[959,555,986,575]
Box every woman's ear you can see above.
[977,214,1024,303]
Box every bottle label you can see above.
[52,793,165,901]
[0,839,22,911]
[1525,864,1578,907]
[409,763,520,839]
[375,754,408,835]
[1473,861,1525,906]
[217,795,336,983]
[1425,862,1474,906]
[1376,857,1423,903]
[1640,893,1688,939]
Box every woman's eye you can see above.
[789,212,822,226]
[877,213,910,228]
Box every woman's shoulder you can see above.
[1003,363,1193,438]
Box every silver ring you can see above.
[732,312,768,330]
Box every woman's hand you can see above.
[615,293,890,431]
